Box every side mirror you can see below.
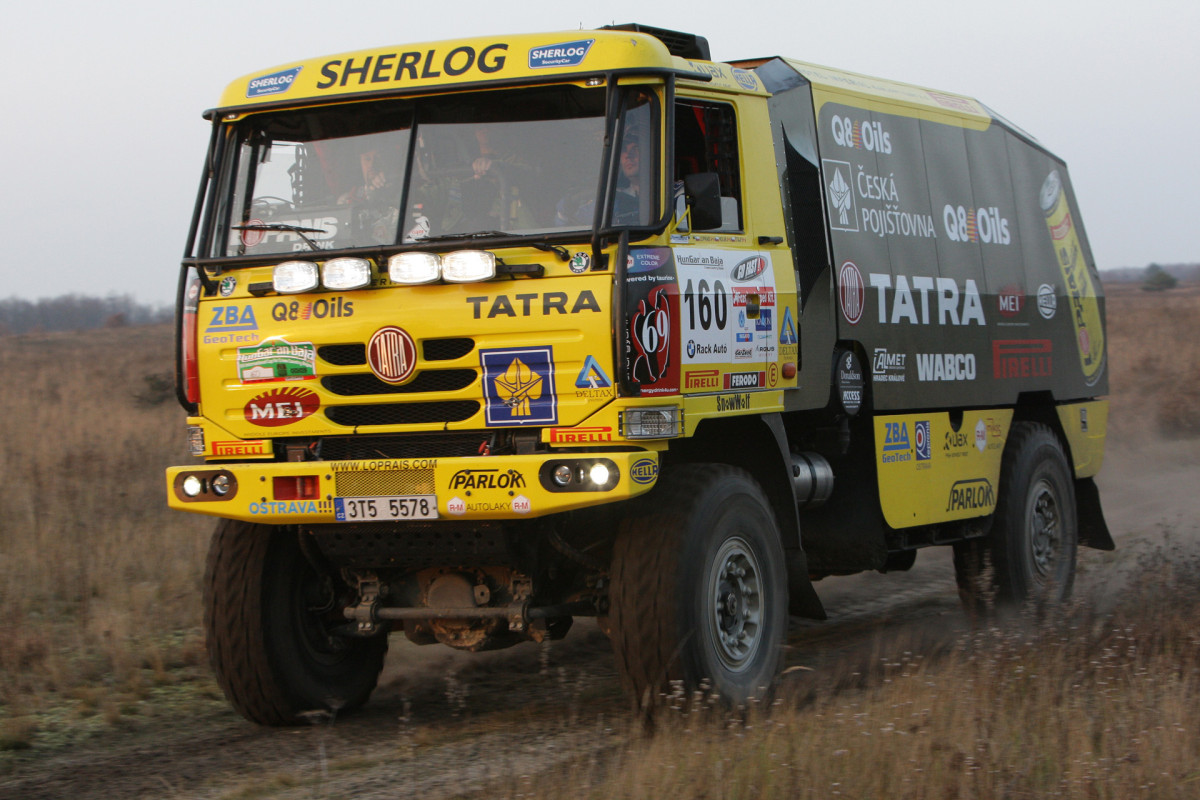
[684,172,723,231]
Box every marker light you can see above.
[442,250,497,283]
[388,252,442,284]
[273,261,319,294]
[323,257,371,290]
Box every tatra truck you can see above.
[168,24,1111,723]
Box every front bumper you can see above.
[166,451,659,524]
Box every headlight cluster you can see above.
[273,257,372,294]
[272,251,497,293]
[389,250,496,284]
[539,459,619,493]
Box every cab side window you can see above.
[675,100,742,230]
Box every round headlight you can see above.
[182,475,204,497]
[553,465,573,486]
[211,474,231,496]
[588,463,611,486]
[273,261,320,294]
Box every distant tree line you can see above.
[1101,263,1200,285]
[0,295,172,335]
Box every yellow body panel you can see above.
[1056,399,1108,478]
[875,409,1014,529]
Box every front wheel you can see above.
[203,520,388,725]
[609,465,788,708]
[954,422,1078,613]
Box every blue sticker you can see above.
[528,39,595,69]
[630,458,659,485]
[481,347,558,426]
[247,67,302,98]
[755,308,773,332]
[780,307,798,345]
[733,68,759,91]
[915,420,931,461]
[575,355,612,389]
[207,304,259,332]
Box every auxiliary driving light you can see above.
[441,250,496,282]
[322,257,372,290]
[553,464,573,486]
[182,475,204,497]
[388,252,441,284]
[588,463,611,486]
[210,474,232,496]
[273,261,320,294]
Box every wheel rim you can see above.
[1027,476,1061,582]
[708,536,764,672]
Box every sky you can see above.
[3,0,1196,305]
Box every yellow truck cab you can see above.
[169,24,1110,724]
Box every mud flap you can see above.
[1076,477,1114,551]
[786,549,827,620]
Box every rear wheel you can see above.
[609,464,787,708]
[954,422,1077,613]
[203,520,388,725]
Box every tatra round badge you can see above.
[367,326,418,384]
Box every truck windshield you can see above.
[214,85,656,257]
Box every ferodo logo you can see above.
[245,387,319,427]
[448,468,526,490]
[830,114,892,154]
[947,478,995,512]
[943,205,1011,245]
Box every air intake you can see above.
[602,23,711,60]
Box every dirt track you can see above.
[1,432,1195,799]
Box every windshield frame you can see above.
[192,82,665,268]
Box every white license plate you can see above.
[334,495,438,521]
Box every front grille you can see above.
[318,337,475,367]
[322,369,476,397]
[320,433,488,460]
[326,401,479,427]
[334,469,436,497]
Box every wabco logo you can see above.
[528,39,594,69]
[830,114,892,154]
[943,205,1011,245]
[247,67,302,98]
[947,479,995,512]
[448,469,526,490]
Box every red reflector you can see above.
[273,476,320,501]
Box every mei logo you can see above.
[247,67,302,98]
[528,39,594,69]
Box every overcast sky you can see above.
[3,0,1195,304]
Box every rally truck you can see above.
[168,23,1111,724]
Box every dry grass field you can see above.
[1,283,1198,797]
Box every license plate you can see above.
[334,495,438,521]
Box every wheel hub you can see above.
[709,537,764,672]
[1029,479,1061,580]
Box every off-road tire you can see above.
[609,464,787,708]
[954,421,1078,614]
[203,520,388,726]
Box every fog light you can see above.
[553,465,573,486]
[588,463,611,486]
[182,475,204,497]
[211,474,231,496]
[622,407,682,439]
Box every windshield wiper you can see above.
[233,223,326,252]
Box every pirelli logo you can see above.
[549,426,614,444]
[685,369,720,390]
[212,440,272,456]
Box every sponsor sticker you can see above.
[247,66,302,98]
[838,261,865,324]
[1037,284,1057,319]
[244,386,319,427]
[915,420,931,461]
[237,338,316,384]
[528,39,595,69]
[219,276,237,297]
[575,355,611,389]
[480,347,558,426]
[946,478,995,512]
[630,458,659,485]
